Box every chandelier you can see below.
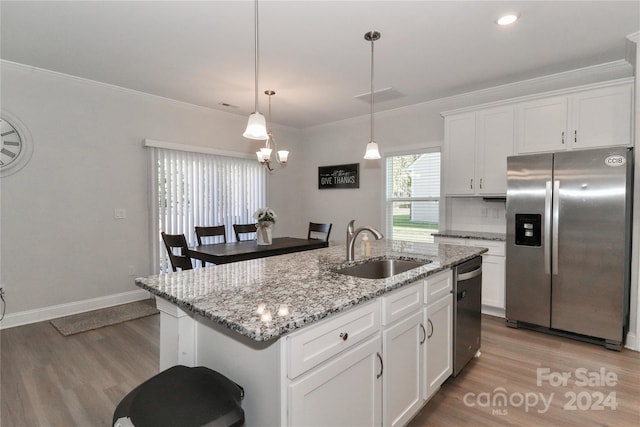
[256,90,289,172]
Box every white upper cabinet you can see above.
[570,85,633,149]
[444,112,476,195]
[516,96,568,153]
[516,82,633,153]
[443,79,633,195]
[476,106,515,195]
[444,106,514,196]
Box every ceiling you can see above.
[1,1,638,130]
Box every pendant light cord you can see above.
[370,36,374,142]
[253,0,260,113]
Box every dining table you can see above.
[188,237,329,265]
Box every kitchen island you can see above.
[136,240,486,426]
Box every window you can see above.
[148,145,266,273]
[385,150,441,243]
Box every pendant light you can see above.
[256,90,289,172]
[363,31,381,160]
[243,0,268,140]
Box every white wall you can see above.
[0,61,300,326]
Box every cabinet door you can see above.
[570,85,633,149]
[481,253,505,310]
[424,294,453,400]
[476,106,514,195]
[288,335,382,427]
[382,311,424,427]
[444,113,476,195]
[516,96,568,153]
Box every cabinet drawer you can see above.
[381,282,424,325]
[467,239,505,256]
[287,300,381,379]
[424,270,453,304]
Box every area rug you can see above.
[50,299,159,336]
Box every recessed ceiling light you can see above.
[497,14,519,26]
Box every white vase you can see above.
[257,223,273,245]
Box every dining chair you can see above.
[161,232,193,272]
[194,225,227,267]
[233,223,257,242]
[308,222,332,242]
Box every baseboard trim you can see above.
[481,305,505,318]
[0,289,152,330]
[624,331,638,352]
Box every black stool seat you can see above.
[113,365,245,427]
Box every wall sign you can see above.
[318,163,359,189]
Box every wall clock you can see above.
[0,112,33,177]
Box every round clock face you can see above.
[0,114,32,177]
[1,118,24,170]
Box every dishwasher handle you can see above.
[457,266,482,281]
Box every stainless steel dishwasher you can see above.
[453,256,482,377]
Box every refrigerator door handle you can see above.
[552,180,560,275]
[544,180,552,275]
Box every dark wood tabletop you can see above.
[189,237,329,265]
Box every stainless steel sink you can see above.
[335,258,429,279]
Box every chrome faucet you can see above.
[346,220,384,262]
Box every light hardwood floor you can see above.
[1,314,639,426]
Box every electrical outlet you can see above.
[128,265,136,276]
[114,208,127,219]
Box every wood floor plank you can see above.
[1,312,638,426]
[408,316,640,427]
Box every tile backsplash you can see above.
[445,197,506,233]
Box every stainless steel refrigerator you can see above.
[506,146,633,350]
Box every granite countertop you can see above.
[135,240,486,342]
[432,230,506,242]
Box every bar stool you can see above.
[113,365,244,427]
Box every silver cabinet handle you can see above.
[419,323,426,345]
[470,179,473,190]
[574,130,577,143]
[480,178,483,189]
[427,319,434,339]
[561,131,565,144]
[339,332,348,341]
[552,180,560,275]
[544,181,552,275]
[376,352,383,379]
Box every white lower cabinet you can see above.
[424,293,453,399]
[380,272,454,427]
[288,335,382,427]
[286,270,454,427]
[382,310,424,427]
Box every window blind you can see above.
[149,147,266,273]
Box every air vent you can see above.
[354,87,404,103]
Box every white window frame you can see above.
[383,144,442,243]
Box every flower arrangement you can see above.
[253,207,277,225]
[253,208,276,245]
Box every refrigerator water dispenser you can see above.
[515,214,541,246]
